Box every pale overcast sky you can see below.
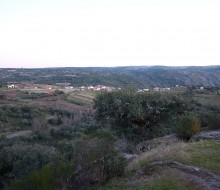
[0,0,220,68]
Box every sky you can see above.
[0,0,220,68]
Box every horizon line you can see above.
[1,65,220,69]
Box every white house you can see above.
[7,84,17,88]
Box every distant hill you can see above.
[1,66,220,88]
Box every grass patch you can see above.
[67,97,88,106]
[175,140,220,174]
[128,141,189,172]
[97,173,201,190]
[66,91,94,106]
[129,140,220,175]
[81,90,97,97]
[138,176,197,190]
[95,179,126,190]
[195,94,220,107]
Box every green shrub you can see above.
[49,128,75,140]
[11,162,74,190]
[176,115,201,140]
[0,144,60,178]
[55,141,76,160]
[65,138,126,190]
[207,113,220,130]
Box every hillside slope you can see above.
[1,66,220,88]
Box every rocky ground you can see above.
[106,130,220,190]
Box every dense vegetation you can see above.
[0,84,219,189]
[94,89,194,142]
[176,115,201,140]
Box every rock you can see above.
[136,134,180,153]
[123,153,138,162]
[6,130,33,139]
[190,130,220,142]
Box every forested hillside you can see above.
[1,66,220,88]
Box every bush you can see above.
[207,113,220,130]
[176,115,201,140]
[11,162,74,190]
[0,144,60,178]
[50,128,75,140]
[65,138,126,190]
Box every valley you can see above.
[0,67,220,190]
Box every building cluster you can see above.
[137,87,171,92]
[6,82,205,93]
[7,82,58,90]
[6,82,116,92]
[154,87,171,91]
[137,89,150,93]
[79,85,116,92]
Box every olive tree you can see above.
[94,90,194,142]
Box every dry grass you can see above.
[128,139,220,174]
[128,141,189,171]
[100,140,220,190]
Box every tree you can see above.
[94,90,194,142]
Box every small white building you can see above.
[143,89,149,92]
[154,87,160,91]
[7,84,17,88]
[161,88,171,91]
[80,86,86,91]
[88,86,94,90]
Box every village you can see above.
[6,82,119,94]
[5,81,207,95]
